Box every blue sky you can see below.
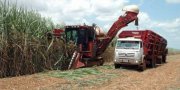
[131,0,180,20]
[130,0,180,49]
[11,0,180,49]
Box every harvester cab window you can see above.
[65,29,78,44]
[65,28,94,51]
[78,29,89,51]
[78,29,86,44]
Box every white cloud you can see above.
[92,0,129,24]
[166,0,180,4]
[134,12,180,33]
[10,0,48,11]
[8,0,180,34]
[7,0,180,49]
[151,18,180,32]
[137,12,151,29]
[9,0,129,25]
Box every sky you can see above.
[9,0,180,49]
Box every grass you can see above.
[48,68,102,80]
[99,65,114,69]
[77,73,117,87]
[46,65,118,88]
[47,65,116,80]
[168,87,180,90]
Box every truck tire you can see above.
[156,57,163,64]
[159,59,163,64]
[162,55,166,63]
[150,59,156,68]
[114,64,121,69]
[139,59,146,71]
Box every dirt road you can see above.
[96,54,180,90]
[0,54,180,90]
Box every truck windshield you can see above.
[116,41,140,49]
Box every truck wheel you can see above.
[114,64,121,69]
[159,59,163,64]
[157,57,163,64]
[139,59,146,71]
[150,59,156,68]
[162,55,166,63]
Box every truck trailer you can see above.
[114,30,168,71]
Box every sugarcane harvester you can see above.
[52,5,140,69]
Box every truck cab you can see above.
[114,37,144,68]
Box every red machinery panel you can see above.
[53,29,64,37]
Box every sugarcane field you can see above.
[0,0,180,90]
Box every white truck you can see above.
[114,30,167,71]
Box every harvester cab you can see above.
[65,25,105,69]
[65,25,96,57]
